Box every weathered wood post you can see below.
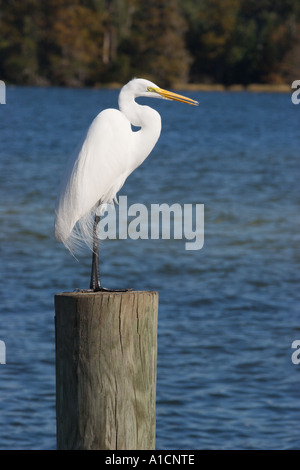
[54,290,158,450]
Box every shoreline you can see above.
[5,82,292,93]
[95,82,293,93]
[174,83,292,93]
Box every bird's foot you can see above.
[74,286,133,293]
[94,286,133,292]
[74,288,95,293]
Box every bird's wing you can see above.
[55,108,133,248]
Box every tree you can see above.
[0,0,299,86]
[43,1,104,86]
[127,0,191,86]
[0,0,42,84]
[182,0,241,83]
[181,0,300,84]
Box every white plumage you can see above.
[54,78,198,290]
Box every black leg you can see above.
[90,214,100,290]
[87,212,132,293]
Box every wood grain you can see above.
[55,290,158,450]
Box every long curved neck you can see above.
[118,90,162,166]
[119,89,161,128]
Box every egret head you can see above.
[124,78,199,106]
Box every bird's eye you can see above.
[147,87,155,93]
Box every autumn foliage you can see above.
[0,0,299,87]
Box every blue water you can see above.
[0,86,299,449]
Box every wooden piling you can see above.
[54,290,158,450]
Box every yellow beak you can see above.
[149,87,199,106]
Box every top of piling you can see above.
[55,290,159,297]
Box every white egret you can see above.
[54,78,198,291]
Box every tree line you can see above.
[0,0,299,87]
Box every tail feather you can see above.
[54,202,110,254]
